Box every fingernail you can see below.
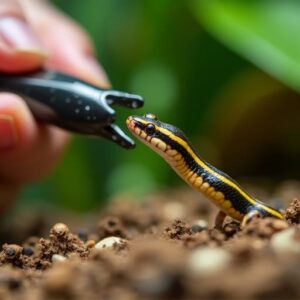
[0,16,46,54]
[0,115,18,149]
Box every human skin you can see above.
[0,0,110,213]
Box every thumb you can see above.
[0,0,47,73]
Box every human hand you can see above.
[0,0,110,212]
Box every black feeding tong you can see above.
[0,69,144,149]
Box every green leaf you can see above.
[192,0,300,92]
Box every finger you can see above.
[20,0,110,88]
[0,93,69,184]
[0,0,47,72]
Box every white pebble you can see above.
[271,227,300,254]
[95,236,124,249]
[188,247,231,275]
[52,254,67,263]
[193,219,208,229]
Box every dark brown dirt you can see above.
[285,198,300,224]
[0,187,299,300]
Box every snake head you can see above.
[126,113,190,156]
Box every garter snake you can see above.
[126,114,283,227]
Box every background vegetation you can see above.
[22,0,300,211]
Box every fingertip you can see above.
[0,92,37,150]
[21,1,110,87]
[80,56,111,88]
[0,16,48,73]
[0,49,47,73]
[0,92,70,154]
[46,47,111,88]
[0,93,70,183]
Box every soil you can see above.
[0,185,299,300]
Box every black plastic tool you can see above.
[0,69,144,149]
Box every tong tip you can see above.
[104,91,144,109]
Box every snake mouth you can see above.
[126,116,153,144]
[126,116,135,130]
[126,116,171,156]
[126,116,146,137]
[126,116,140,133]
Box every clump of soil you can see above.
[0,187,299,299]
[285,198,300,224]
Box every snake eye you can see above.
[145,123,156,135]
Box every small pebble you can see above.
[22,247,34,256]
[188,247,231,275]
[5,248,16,258]
[191,220,208,232]
[95,236,125,249]
[3,244,23,260]
[271,227,300,254]
[86,240,96,249]
[51,223,70,236]
[52,254,67,263]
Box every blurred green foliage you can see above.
[22,0,300,211]
[193,0,300,92]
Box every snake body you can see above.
[127,114,283,225]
